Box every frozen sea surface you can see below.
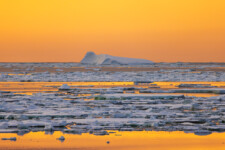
[0,62,224,82]
[0,82,225,136]
[0,62,225,137]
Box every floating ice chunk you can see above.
[1,137,16,141]
[59,84,71,90]
[93,68,101,71]
[19,115,29,120]
[18,123,29,129]
[5,115,15,120]
[0,123,8,129]
[209,95,225,101]
[56,69,63,72]
[191,103,200,109]
[93,130,109,136]
[194,130,212,136]
[151,122,159,127]
[120,128,134,131]
[178,84,216,88]
[44,124,54,131]
[100,94,185,100]
[57,136,65,142]
[113,113,130,118]
[205,125,225,131]
[53,121,67,127]
[17,129,29,136]
[171,89,225,94]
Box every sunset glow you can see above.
[0,0,225,62]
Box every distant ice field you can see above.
[0,62,224,82]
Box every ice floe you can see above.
[57,136,65,142]
[59,84,71,90]
[1,137,16,141]
[0,90,225,135]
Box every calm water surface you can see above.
[0,131,225,150]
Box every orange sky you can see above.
[0,0,225,62]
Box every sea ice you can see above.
[57,136,65,142]
[59,84,71,90]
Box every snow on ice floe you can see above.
[57,136,65,142]
[81,51,154,65]
[96,94,185,100]
[59,84,71,90]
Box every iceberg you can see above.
[59,84,71,90]
[57,136,65,142]
[81,51,154,65]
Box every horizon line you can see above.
[0,61,225,63]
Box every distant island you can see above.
[81,51,154,65]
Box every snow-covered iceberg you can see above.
[81,51,154,65]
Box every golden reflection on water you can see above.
[0,131,225,150]
[151,93,219,97]
[7,73,32,76]
[1,81,225,92]
[152,81,225,88]
[123,92,219,97]
[0,82,134,92]
[0,81,224,97]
